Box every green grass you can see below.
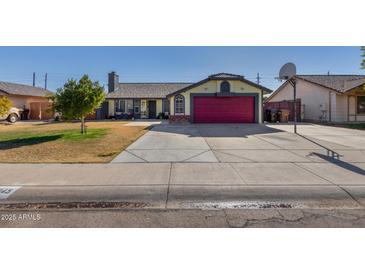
[0,128,108,144]
[60,128,108,141]
[334,123,365,130]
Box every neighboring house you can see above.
[105,72,271,123]
[0,81,53,120]
[266,75,365,123]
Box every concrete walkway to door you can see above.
[112,123,365,164]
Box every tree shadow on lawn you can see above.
[0,135,62,150]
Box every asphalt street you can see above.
[2,208,365,227]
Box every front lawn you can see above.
[339,123,365,130]
[0,121,148,163]
[324,123,365,131]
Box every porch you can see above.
[346,87,365,122]
[107,98,170,119]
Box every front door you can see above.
[148,100,156,119]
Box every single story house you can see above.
[105,72,271,123]
[0,81,53,120]
[266,75,365,123]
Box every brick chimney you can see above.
[108,71,119,93]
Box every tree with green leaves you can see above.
[53,75,105,134]
[0,96,12,117]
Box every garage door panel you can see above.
[193,96,255,123]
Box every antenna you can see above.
[44,73,48,90]
[278,62,296,81]
[32,72,36,87]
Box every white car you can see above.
[0,107,22,123]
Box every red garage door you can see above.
[193,96,255,123]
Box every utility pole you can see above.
[256,73,261,85]
[32,72,35,87]
[44,73,48,90]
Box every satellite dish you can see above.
[279,63,296,80]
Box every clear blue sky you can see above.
[0,47,363,92]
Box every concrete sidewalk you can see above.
[1,162,364,209]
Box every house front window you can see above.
[133,99,141,114]
[175,95,185,114]
[126,99,133,113]
[220,81,230,93]
[357,96,365,114]
[116,99,125,112]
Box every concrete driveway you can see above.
[112,123,365,164]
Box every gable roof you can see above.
[266,74,365,102]
[106,73,272,99]
[208,72,245,79]
[0,81,52,97]
[343,78,365,92]
[296,75,365,92]
[106,83,192,99]
[167,72,272,97]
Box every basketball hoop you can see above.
[278,63,298,133]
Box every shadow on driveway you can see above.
[310,152,365,176]
[150,123,285,138]
[298,134,365,176]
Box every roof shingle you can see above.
[0,81,52,97]
[106,83,192,99]
[296,75,365,92]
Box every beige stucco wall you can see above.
[156,99,162,115]
[268,79,348,122]
[334,94,347,122]
[5,94,49,110]
[107,100,115,116]
[169,96,174,115]
[169,79,263,123]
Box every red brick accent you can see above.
[169,115,191,124]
